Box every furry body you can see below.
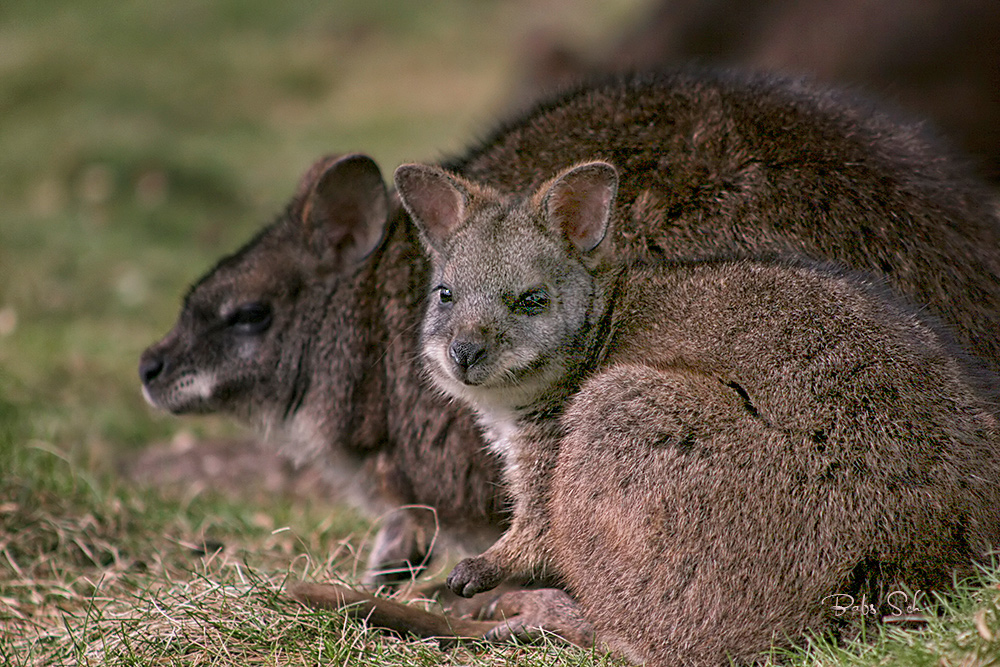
[142,69,1000,584]
[396,160,1000,665]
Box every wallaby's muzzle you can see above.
[449,337,487,373]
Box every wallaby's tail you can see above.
[287,581,498,644]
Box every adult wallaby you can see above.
[394,159,1000,665]
[514,0,1000,182]
[141,68,1000,589]
[140,154,508,585]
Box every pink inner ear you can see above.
[300,155,388,262]
[397,168,465,248]
[549,170,614,252]
[421,186,463,235]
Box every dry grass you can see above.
[0,439,623,666]
[3,434,999,665]
[1,516,622,666]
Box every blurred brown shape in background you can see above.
[518,0,1000,181]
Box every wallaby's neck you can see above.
[279,212,413,457]
[362,208,447,438]
[255,275,334,464]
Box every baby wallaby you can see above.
[395,160,1000,665]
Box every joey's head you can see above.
[394,161,618,411]
[140,154,389,431]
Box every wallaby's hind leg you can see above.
[288,580,594,648]
[552,364,880,665]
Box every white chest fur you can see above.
[474,405,524,475]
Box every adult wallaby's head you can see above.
[394,161,618,413]
[140,154,389,434]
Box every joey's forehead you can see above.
[439,212,561,286]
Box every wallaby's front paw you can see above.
[447,557,503,598]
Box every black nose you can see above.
[449,339,486,371]
[139,353,165,384]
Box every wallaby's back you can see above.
[451,69,1000,372]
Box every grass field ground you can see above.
[1,1,998,664]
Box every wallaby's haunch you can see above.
[141,68,1000,590]
[394,160,1000,665]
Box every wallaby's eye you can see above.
[513,288,550,316]
[436,286,453,305]
[228,302,272,334]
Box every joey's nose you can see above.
[139,353,165,384]
[449,339,486,371]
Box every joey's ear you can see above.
[393,164,468,252]
[300,153,389,264]
[543,162,618,253]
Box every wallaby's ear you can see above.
[394,164,467,252]
[300,153,389,264]
[543,162,618,253]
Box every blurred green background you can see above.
[0,0,647,470]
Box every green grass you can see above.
[1,1,999,665]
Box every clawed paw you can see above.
[446,557,503,598]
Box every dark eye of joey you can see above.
[512,288,550,316]
[228,302,272,334]
[436,285,453,306]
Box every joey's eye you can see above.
[513,288,550,316]
[228,302,272,334]
[436,286,453,305]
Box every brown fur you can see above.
[397,160,1000,665]
[142,69,1000,591]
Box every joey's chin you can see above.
[443,355,547,390]
[446,359,518,390]
[449,366,487,387]
[429,363,491,395]
[446,364,529,396]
